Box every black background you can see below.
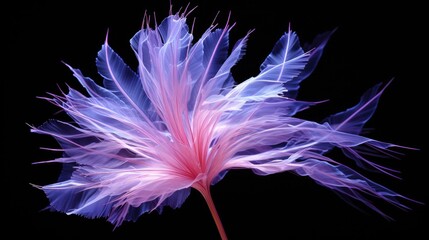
[8,1,428,239]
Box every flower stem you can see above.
[195,184,228,240]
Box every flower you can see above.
[31,7,415,239]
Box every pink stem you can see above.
[195,183,228,240]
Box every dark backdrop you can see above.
[8,1,427,239]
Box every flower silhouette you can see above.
[31,7,415,239]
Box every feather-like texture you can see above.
[31,8,417,238]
